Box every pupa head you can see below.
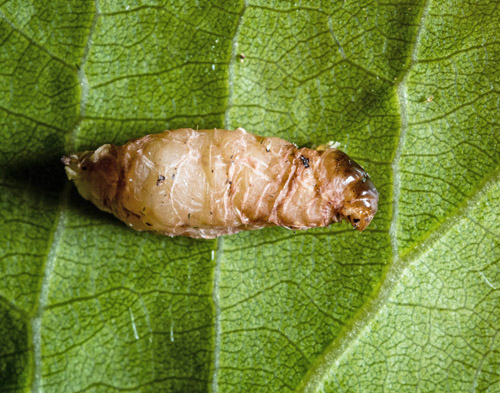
[340,173,378,231]
[320,149,379,231]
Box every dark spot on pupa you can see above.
[123,207,140,219]
[82,166,88,171]
[188,213,191,219]
[156,175,165,186]
[146,222,152,226]
[172,173,175,179]
[300,155,310,168]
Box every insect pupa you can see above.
[62,128,378,239]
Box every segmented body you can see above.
[63,128,378,239]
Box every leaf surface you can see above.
[0,1,498,392]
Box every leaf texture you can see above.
[0,1,498,392]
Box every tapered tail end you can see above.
[61,154,81,180]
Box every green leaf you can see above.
[0,1,498,392]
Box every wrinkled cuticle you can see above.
[62,129,379,238]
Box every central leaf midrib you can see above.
[211,236,224,393]
[30,2,102,392]
[30,184,69,393]
[211,1,248,392]
[69,0,101,148]
[295,1,433,392]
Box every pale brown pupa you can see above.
[62,128,378,239]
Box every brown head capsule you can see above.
[321,149,378,231]
[63,128,379,239]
